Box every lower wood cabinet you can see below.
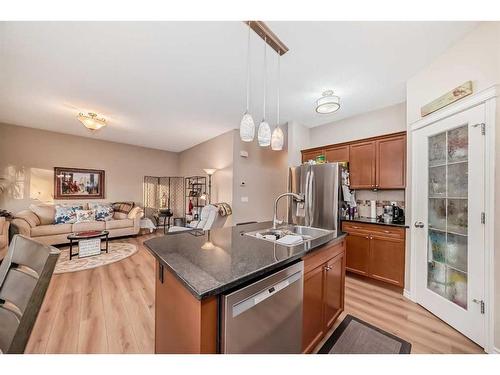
[301,239,346,353]
[342,222,405,287]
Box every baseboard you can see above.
[492,346,500,354]
[403,289,415,302]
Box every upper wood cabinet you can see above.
[302,149,324,163]
[301,132,406,190]
[349,141,376,189]
[376,134,406,189]
[325,145,349,163]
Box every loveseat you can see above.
[11,202,143,246]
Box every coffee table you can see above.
[67,230,109,260]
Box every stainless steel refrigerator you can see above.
[288,162,347,231]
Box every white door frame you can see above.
[409,85,498,354]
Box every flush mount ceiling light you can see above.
[77,112,106,131]
[315,90,340,114]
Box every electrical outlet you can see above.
[241,196,249,202]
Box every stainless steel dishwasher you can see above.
[221,261,303,353]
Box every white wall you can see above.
[178,129,289,226]
[178,130,235,226]
[286,121,310,167]
[232,128,289,225]
[309,102,407,147]
[407,22,500,125]
[0,123,179,213]
[406,21,500,352]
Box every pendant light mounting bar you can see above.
[244,21,289,56]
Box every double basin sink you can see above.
[244,224,332,245]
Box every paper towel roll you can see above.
[370,200,377,218]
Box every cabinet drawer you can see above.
[303,239,345,275]
[342,221,405,240]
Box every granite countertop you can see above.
[144,221,346,300]
[342,217,409,228]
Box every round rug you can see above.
[54,242,138,274]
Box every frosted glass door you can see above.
[427,125,468,309]
[413,104,485,347]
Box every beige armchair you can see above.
[0,217,9,261]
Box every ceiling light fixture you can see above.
[257,36,271,147]
[240,22,255,142]
[77,112,106,131]
[315,90,340,114]
[271,50,284,151]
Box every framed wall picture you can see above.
[54,167,105,199]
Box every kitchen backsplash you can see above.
[354,189,405,217]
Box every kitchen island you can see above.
[144,221,346,354]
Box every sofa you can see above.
[11,203,143,246]
[0,217,9,260]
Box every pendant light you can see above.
[240,22,255,142]
[271,51,284,151]
[257,36,271,147]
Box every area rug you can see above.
[54,242,138,274]
[318,315,412,354]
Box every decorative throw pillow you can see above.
[89,203,114,221]
[112,201,135,214]
[113,212,128,220]
[54,205,84,224]
[30,204,56,225]
[75,209,96,223]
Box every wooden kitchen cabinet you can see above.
[301,239,346,353]
[369,235,405,286]
[348,141,376,189]
[302,265,325,353]
[302,149,324,163]
[345,231,370,276]
[301,131,406,189]
[323,254,345,329]
[325,145,349,163]
[342,222,405,288]
[376,134,406,189]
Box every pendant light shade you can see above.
[271,50,284,151]
[240,22,255,142]
[271,126,284,150]
[258,120,271,146]
[240,112,255,142]
[315,90,340,114]
[258,36,271,147]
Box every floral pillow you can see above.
[75,209,96,223]
[54,205,84,224]
[89,203,114,221]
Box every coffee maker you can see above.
[392,204,405,224]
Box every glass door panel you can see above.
[426,125,469,309]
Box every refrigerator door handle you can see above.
[304,169,310,225]
[309,170,314,226]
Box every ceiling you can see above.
[0,21,478,152]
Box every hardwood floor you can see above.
[25,233,157,354]
[25,232,483,354]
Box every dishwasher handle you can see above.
[232,270,302,318]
